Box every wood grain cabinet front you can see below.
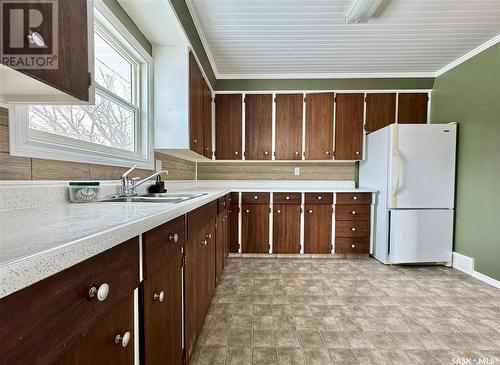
[245,94,273,160]
[273,204,301,253]
[335,193,371,254]
[398,93,429,124]
[229,192,240,253]
[242,203,270,253]
[141,217,185,365]
[215,94,243,159]
[304,204,333,254]
[0,237,139,365]
[305,93,334,160]
[275,94,303,160]
[334,93,365,160]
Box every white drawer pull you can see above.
[317,196,322,200]
[286,196,290,200]
[168,233,179,242]
[153,291,165,302]
[277,209,281,214]
[351,211,356,215]
[351,227,356,231]
[308,209,313,214]
[351,244,356,248]
[115,331,131,347]
[352,196,358,200]
[89,283,109,301]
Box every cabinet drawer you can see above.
[0,238,139,365]
[143,216,185,279]
[335,238,369,254]
[305,193,333,205]
[335,220,370,237]
[242,192,270,204]
[273,192,301,205]
[336,193,372,205]
[335,205,371,221]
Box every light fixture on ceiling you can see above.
[346,0,384,24]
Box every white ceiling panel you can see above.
[187,0,500,78]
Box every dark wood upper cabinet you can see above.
[275,94,303,160]
[365,93,396,133]
[398,93,429,124]
[215,94,243,160]
[202,79,213,159]
[245,94,273,160]
[242,204,269,253]
[305,93,334,160]
[334,93,365,160]
[189,52,204,155]
[17,0,90,102]
[304,204,332,254]
[273,204,301,254]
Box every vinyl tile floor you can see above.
[190,257,500,365]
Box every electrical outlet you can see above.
[155,159,162,172]
[294,167,300,176]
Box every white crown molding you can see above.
[185,0,220,78]
[435,34,500,77]
[217,72,435,80]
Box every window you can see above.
[9,2,153,169]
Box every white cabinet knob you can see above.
[325,151,330,155]
[264,151,269,155]
[352,196,358,200]
[295,151,300,155]
[277,209,281,214]
[169,233,179,242]
[355,151,360,155]
[254,195,258,199]
[192,139,197,143]
[201,239,208,246]
[89,283,110,301]
[351,227,356,231]
[308,210,313,214]
[234,151,239,155]
[351,244,356,248]
[115,331,131,347]
[351,211,356,215]
[286,196,290,200]
[245,209,250,213]
[153,291,165,302]
[206,233,212,239]
[317,196,322,200]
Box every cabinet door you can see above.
[21,0,90,101]
[273,204,301,253]
[365,93,396,133]
[245,94,273,160]
[242,204,269,253]
[334,93,365,160]
[215,94,242,159]
[204,220,216,309]
[216,213,224,284]
[229,193,239,253]
[275,94,303,160]
[304,204,332,254]
[55,295,134,365]
[305,93,334,160]
[189,52,204,155]
[398,93,428,124]
[202,79,213,158]
[142,252,182,365]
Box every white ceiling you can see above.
[187,0,500,78]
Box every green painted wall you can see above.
[431,43,500,281]
[215,78,434,91]
[103,0,152,55]
[169,0,217,87]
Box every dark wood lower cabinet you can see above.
[304,204,332,254]
[273,204,301,253]
[141,217,184,365]
[242,204,270,253]
[229,193,239,253]
[55,295,135,365]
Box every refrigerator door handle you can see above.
[392,124,400,208]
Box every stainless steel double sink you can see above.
[100,192,207,204]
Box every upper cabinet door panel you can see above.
[275,94,303,160]
[365,93,396,133]
[398,93,429,124]
[20,0,90,101]
[189,52,204,155]
[245,94,273,160]
[215,94,243,160]
[202,80,212,159]
[305,93,334,160]
[334,93,365,160]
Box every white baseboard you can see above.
[452,252,474,275]
[453,251,500,289]
[472,271,500,289]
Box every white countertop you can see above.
[0,183,376,299]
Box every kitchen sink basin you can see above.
[100,192,207,203]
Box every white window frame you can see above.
[8,1,154,170]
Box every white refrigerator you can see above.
[359,123,456,264]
